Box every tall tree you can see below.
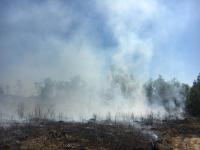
[186,73,200,116]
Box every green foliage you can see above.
[144,75,188,114]
[186,73,200,117]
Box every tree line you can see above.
[186,73,200,117]
[144,73,200,117]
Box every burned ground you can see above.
[154,118,200,150]
[0,121,154,150]
[0,118,200,150]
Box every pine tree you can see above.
[186,73,200,116]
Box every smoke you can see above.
[144,76,189,117]
[0,0,193,120]
[0,72,188,120]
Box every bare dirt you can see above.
[154,118,200,150]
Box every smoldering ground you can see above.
[0,69,188,121]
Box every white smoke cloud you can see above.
[0,0,194,120]
[98,0,156,72]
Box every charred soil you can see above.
[0,118,200,150]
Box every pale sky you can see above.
[0,0,200,85]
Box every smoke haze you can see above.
[0,0,199,120]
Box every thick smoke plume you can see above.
[0,72,187,120]
[0,0,193,120]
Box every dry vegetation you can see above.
[154,117,200,150]
[0,121,154,150]
[0,104,200,150]
[0,116,200,150]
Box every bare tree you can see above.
[106,112,111,123]
[17,102,25,120]
[58,112,63,121]
[47,107,55,120]
[35,104,43,120]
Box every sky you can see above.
[0,0,200,87]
